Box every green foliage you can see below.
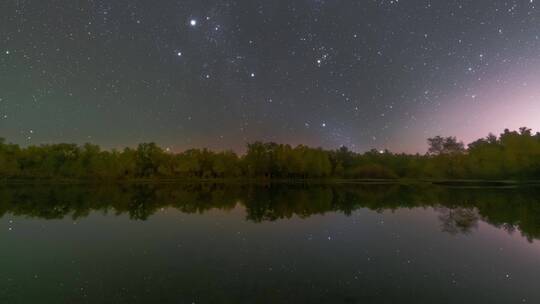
[347,164,398,179]
[0,127,539,180]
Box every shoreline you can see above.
[2,178,540,187]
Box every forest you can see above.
[0,127,539,180]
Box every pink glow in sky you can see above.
[392,63,540,153]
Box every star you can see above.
[2,0,539,156]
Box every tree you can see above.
[135,143,166,177]
[427,136,465,155]
[0,138,20,177]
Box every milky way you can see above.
[1,0,539,153]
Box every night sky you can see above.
[1,1,540,153]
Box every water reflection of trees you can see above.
[436,207,480,235]
[1,183,539,241]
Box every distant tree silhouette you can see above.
[0,127,539,180]
[427,136,465,155]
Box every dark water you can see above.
[1,183,539,303]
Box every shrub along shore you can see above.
[1,127,539,181]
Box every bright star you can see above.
[190,19,197,26]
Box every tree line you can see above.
[0,127,539,180]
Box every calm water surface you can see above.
[0,183,539,303]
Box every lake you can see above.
[0,183,539,303]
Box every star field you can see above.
[1,0,540,152]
